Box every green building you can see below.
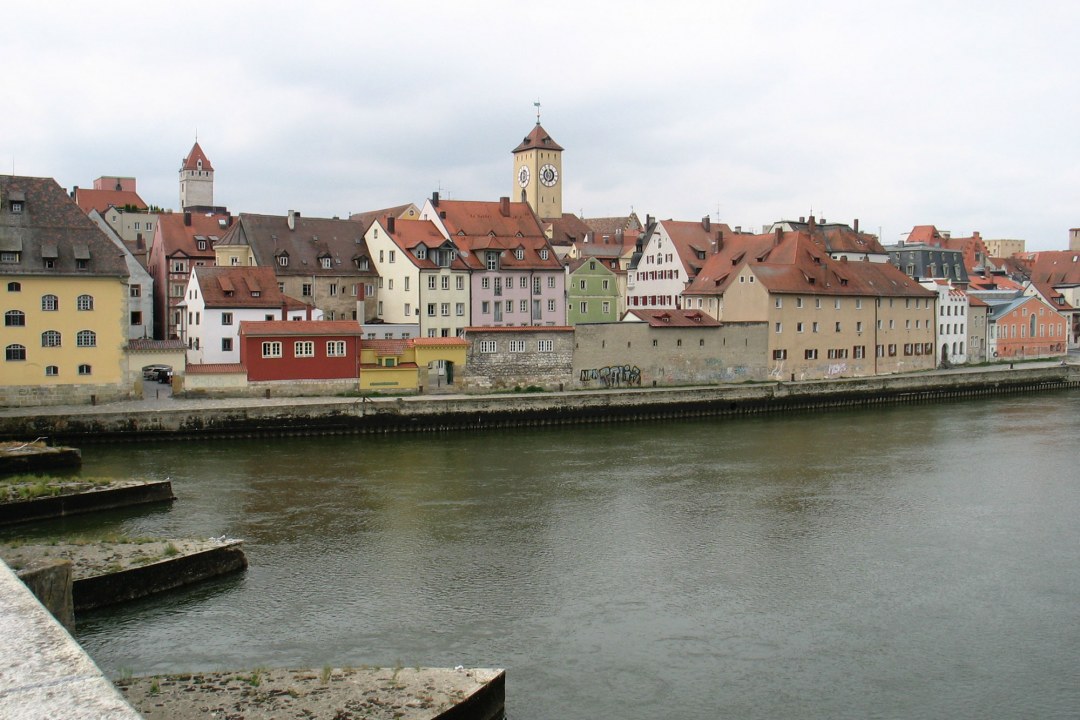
[566,258,621,324]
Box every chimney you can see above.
[439,211,446,219]
[386,215,395,233]
[716,229,724,253]
[432,191,440,208]
[615,228,624,245]
[973,231,980,240]
[853,218,860,234]
[774,227,783,246]
[500,196,510,217]
[799,216,805,223]
[808,215,816,231]
[702,216,711,233]
[281,301,288,320]
[71,185,78,199]
[184,212,192,227]
[287,210,296,231]
[734,225,741,233]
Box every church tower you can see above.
[179,141,214,211]
[512,118,563,221]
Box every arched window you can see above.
[5,344,26,361]
[41,294,58,311]
[78,364,92,375]
[1029,313,1036,339]
[77,294,94,311]
[4,310,24,326]
[6,281,20,292]
[41,330,61,347]
[76,330,97,347]
[45,366,59,376]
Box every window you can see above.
[41,330,61,347]
[797,322,804,333]
[775,298,783,309]
[171,283,185,298]
[172,260,187,273]
[324,341,346,357]
[78,364,92,376]
[835,322,841,333]
[430,275,439,290]
[487,252,498,270]
[773,349,788,360]
[4,310,25,326]
[856,321,863,332]
[480,340,498,353]
[441,275,449,290]
[456,275,465,290]
[441,303,450,316]
[855,299,862,309]
[329,284,338,296]
[580,279,587,290]
[775,322,782,333]
[1,252,20,264]
[812,322,819,333]
[77,294,94,311]
[6,282,20,292]
[76,330,96,347]
[581,302,589,314]
[505,300,513,313]
[509,339,525,352]
[389,250,396,263]
[834,299,841,309]
[129,285,141,299]
[45,365,58,376]
[295,341,315,357]
[6,344,26,361]
[796,297,803,308]
[602,301,611,315]
[427,303,437,317]
[547,299,556,312]
[804,348,818,360]
[888,344,897,357]
[320,257,332,269]
[540,248,549,260]
[482,301,490,314]
[538,339,553,352]
[547,276,556,288]
[222,337,233,352]
[262,341,282,358]
[302,284,312,297]
[514,248,525,260]
[221,312,233,325]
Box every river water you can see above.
[19,391,1080,719]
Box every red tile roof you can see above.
[429,200,562,270]
[127,339,187,352]
[381,219,474,271]
[411,337,468,346]
[185,363,245,374]
[364,338,409,354]
[181,142,213,171]
[1024,250,1080,286]
[73,188,147,214]
[658,219,736,280]
[512,123,563,153]
[625,309,720,327]
[157,211,231,258]
[195,266,287,308]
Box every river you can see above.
[15,390,1080,719]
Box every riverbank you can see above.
[116,667,505,720]
[0,362,1076,441]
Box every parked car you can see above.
[142,364,169,381]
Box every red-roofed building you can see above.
[239,320,363,382]
[149,210,233,339]
[683,229,937,379]
[985,294,1068,359]
[511,122,564,221]
[628,216,735,311]
[180,141,216,211]
[73,177,158,266]
[180,266,318,364]
[420,194,566,328]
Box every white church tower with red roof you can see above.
[179,141,214,211]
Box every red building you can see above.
[988,295,1068,359]
[239,321,363,381]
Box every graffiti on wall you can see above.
[579,364,642,387]
[825,362,847,377]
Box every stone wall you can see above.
[0,381,132,408]
[572,321,769,388]
[461,328,575,391]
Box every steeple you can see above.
[179,141,214,210]
[512,119,564,221]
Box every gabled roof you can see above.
[1023,250,1080,286]
[429,199,561,270]
[547,213,593,246]
[348,203,420,235]
[194,266,288,308]
[73,188,148,215]
[156,211,230,258]
[512,123,563,153]
[684,230,934,299]
[0,175,128,278]
[238,320,363,337]
[1030,281,1074,310]
[583,214,643,234]
[380,219,474,271]
[624,309,720,327]
[220,213,376,276]
[656,219,735,280]
[181,142,213,171]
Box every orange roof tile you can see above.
[73,188,148,214]
[181,142,213,171]
[512,123,563,153]
[239,320,362,336]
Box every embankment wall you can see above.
[0,367,1076,442]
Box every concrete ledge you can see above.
[73,540,247,612]
[0,444,81,475]
[0,480,175,526]
[0,561,141,720]
[16,559,74,632]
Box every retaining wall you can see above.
[0,481,176,526]
[0,367,1076,442]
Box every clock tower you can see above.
[512,120,563,221]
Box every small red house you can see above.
[988,295,1067,359]
[239,320,362,381]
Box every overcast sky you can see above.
[5,1,1078,250]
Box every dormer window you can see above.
[320,257,332,269]
[416,246,427,260]
[540,248,549,260]
[278,254,289,267]
[197,239,207,251]
[355,257,369,271]
[515,248,525,260]
[9,202,22,214]
[487,252,498,271]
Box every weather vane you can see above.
[534,100,541,125]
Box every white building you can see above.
[922,279,968,365]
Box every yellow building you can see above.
[1,176,130,406]
[512,121,564,221]
[359,337,467,393]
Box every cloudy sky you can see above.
[5,1,1078,249]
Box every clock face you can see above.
[518,166,530,188]
[540,164,559,187]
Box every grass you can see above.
[321,665,333,684]
[0,476,115,503]
[163,542,180,557]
